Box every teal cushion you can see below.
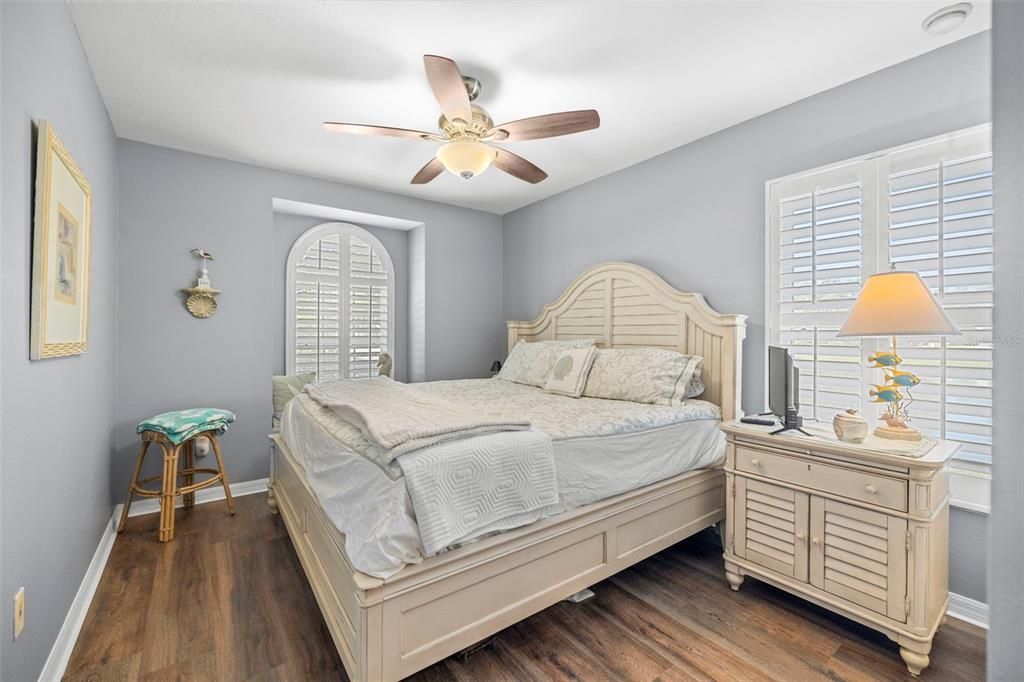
[137,408,236,445]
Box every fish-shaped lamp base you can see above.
[863,344,923,441]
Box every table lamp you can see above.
[837,269,958,441]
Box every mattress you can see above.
[279,378,725,578]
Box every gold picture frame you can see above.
[31,121,93,359]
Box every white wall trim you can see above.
[37,511,118,682]
[949,466,991,515]
[38,478,269,682]
[122,477,268,518]
[947,592,989,629]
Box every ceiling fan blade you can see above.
[488,110,600,142]
[423,55,472,124]
[493,148,548,184]
[323,122,439,140]
[411,158,444,185]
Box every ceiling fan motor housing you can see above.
[438,104,494,139]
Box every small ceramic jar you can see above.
[833,409,869,443]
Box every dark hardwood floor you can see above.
[66,495,985,681]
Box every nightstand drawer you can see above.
[735,446,907,512]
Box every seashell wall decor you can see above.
[182,248,220,318]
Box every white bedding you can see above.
[279,378,725,578]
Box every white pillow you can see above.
[272,373,315,428]
[543,347,598,398]
[497,339,596,388]
[582,348,703,406]
[684,358,706,399]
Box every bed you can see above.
[268,261,746,681]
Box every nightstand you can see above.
[720,420,959,676]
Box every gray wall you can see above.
[502,33,991,602]
[271,212,411,382]
[1,3,119,680]
[989,0,1023,676]
[115,141,504,492]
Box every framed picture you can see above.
[31,120,93,359]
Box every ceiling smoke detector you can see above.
[922,3,973,36]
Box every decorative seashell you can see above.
[186,292,218,318]
[833,409,869,443]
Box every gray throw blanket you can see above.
[305,377,531,461]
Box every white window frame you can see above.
[765,124,992,514]
[286,221,395,380]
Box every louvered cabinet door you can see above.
[809,497,907,622]
[734,478,809,582]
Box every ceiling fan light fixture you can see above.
[435,138,496,179]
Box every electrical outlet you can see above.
[13,588,25,640]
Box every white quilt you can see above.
[398,429,558,556]
[304,378,557,558]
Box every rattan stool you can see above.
[117,430,234,542]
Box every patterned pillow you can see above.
[685,358,706,399]
[272,373,315,428]
[497,339,596,388]
[543,347,598,398]
[582,348,703,406]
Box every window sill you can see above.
[950,462,991,515]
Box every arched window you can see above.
[286,222,395,381]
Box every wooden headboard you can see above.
[507,262,747,420]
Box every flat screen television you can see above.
[768,345,809,436]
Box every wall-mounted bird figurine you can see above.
[884,368,921,387]
[190,248,215,288]
[183,248,220,318]
[867,351,902,368]
[869,385,903,403]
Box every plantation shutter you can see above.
[882,133,993,464]
[769,127,992,465]
[772,165,872,422]
[288,224,394,382]
[293,234,342,380]
[347,235,390,380]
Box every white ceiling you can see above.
[69,1,990,215]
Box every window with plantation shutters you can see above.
[287,222,394,382]
[882,135,993,464]
[774,173,870,422]
[768,126,992,466]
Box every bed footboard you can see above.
[270,434,724,682]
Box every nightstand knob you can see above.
[811,537,821,546]
[864,484,878,495]
[795,531,805,541]
[750,459,760,467]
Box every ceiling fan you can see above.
[323,55,600,185]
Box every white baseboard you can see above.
[947,591,989,629]
[120,477,269,519]
[37,511,118,682]
[38,478,269,682]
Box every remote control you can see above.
[740,417,776,426]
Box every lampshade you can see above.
[435,139,496,179]
[837,271,959,337]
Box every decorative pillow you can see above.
[272,373,315,428]
[496,339,596,388]
[543,347,598,398]
[684,358,706,399]
[582,348,703,406]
